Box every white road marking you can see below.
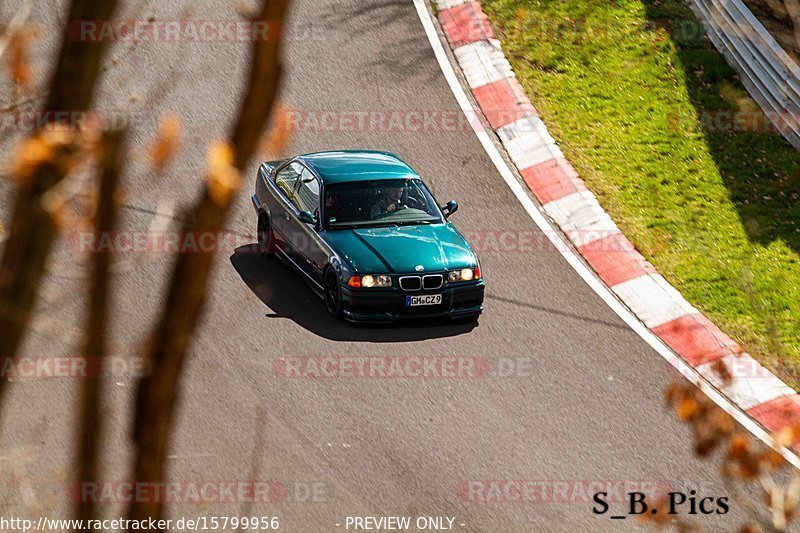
[412,0,800,467]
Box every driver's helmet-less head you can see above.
[382,182,406,202]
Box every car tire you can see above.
[324,269,343,318]
[257,212,276,256]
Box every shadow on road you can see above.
[642,0,800,255]
[229,245,477,342]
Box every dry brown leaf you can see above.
[677,396,699,421]
[710,357,733,386]
[738,524,760,533]
[40,187,72,230]
[207,141,241,205]
[725,434,762,480]
[9,127,75,184]
[5,26,39,92]
[665,382,681,405]
[259,103,294,159]
[729,434,750,459]
[694,426,723,457]
[10,137,55,184]
[148,114,181,171]
[775,425,800,448]
[637,496,674,526]
[709,407,734,436]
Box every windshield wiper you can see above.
[393,220,433,226]
[330,220,435,230]
[328,224,359,230]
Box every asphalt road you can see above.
[0,0,789,531]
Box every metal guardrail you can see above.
[689,0,800,149]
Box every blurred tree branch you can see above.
[780,0,800,54]
[43,0,119,113]
[75,128,126,529]
[230,0,290,169]
[0,0,119,410]
[129,0,289,525]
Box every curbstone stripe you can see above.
[439,1,494,48]
[696,354,795,411]
[652,314,743,367]
[520,158,584,204]
[497,116,564,169]
[454,40,515,89]
[748,395,800,451]
[542,191,619,248]
[473,78,537,129]
[435,0,470,9]
[612,274,699,329]
[578,233,657,287]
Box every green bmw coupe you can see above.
[251,150,484,322]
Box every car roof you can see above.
[296,150,419,184]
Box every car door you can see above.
[270,161,303,251]
[284,166,328,286]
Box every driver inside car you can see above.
[370,184,406,218]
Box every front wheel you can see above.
[324,269,343,318]
[257,213,276,256]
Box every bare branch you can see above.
[782,0,800,55]
[0,0,119,407]
[75,128,126,529]
[43,0,119,114]
[127,2,290,523]
[127,143,243,526]
[230,0,290,170]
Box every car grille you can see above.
[399,276,422,291]
[399,274,443,291]
[423,274,443,290]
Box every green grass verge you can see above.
[479,0,800,387]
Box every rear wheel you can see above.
[257,213,276,256]
[324,269,343,318]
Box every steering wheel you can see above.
[406,195,424,210]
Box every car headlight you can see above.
[448,267,481,282]
[349,274,392,288]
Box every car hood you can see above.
[323,223,477,274]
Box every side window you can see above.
[294,168,321,214]
[274,162,303,200]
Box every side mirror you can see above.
[298,210,317,225]
[442,200,459,218]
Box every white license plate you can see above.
[406,294,442,307]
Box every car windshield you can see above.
[323,178,444,229]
